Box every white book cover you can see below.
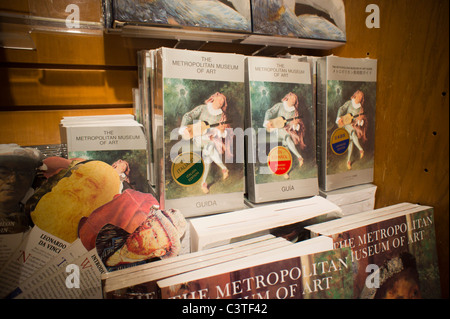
[319,183,377,215]
[245,56,318,203]
[157,47,247,217]
[61,117,149,193]
[317,56,377,191]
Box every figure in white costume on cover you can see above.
[179,92,231,194]
[263,92,306,177]
[335,90,368,169]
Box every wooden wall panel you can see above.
[0,108,132,146]
[1,67,137,108]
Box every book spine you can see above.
[244,57,257,203]
[154,48,165,207]
[316,57,327,191]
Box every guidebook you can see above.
[154,47,247,217]
[305,203,441,298]
[60,115,150,193]
[316,56,377,191]
[245,56,318,203]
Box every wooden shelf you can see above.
[108,24,345,54]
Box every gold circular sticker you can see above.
[171,152,204,186]
[267,146,293,175]
[330,128,350,155]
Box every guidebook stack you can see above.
[152,47,247,217]
[245,55,318,204]
[316,56,377,191]
[137,50,155,188]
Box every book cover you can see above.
[0,144,43,269]
[156,47,247,217]
[108,0,251,33]
[251,0,346,41]
[317,56,377,191]
[158,240,353,299]
[245,56,318,203]
[61,116,150,193]
[312,206,441,298]
[0,158,121,298]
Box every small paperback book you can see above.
[154,47,247,217]
[60,115,150,193]
[305,203,441,298]
[316,56,377,191]
[245,56,318,203]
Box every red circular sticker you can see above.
[267,146,292,175]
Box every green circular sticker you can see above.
[330,128,350,155]
[171,152,204,186]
